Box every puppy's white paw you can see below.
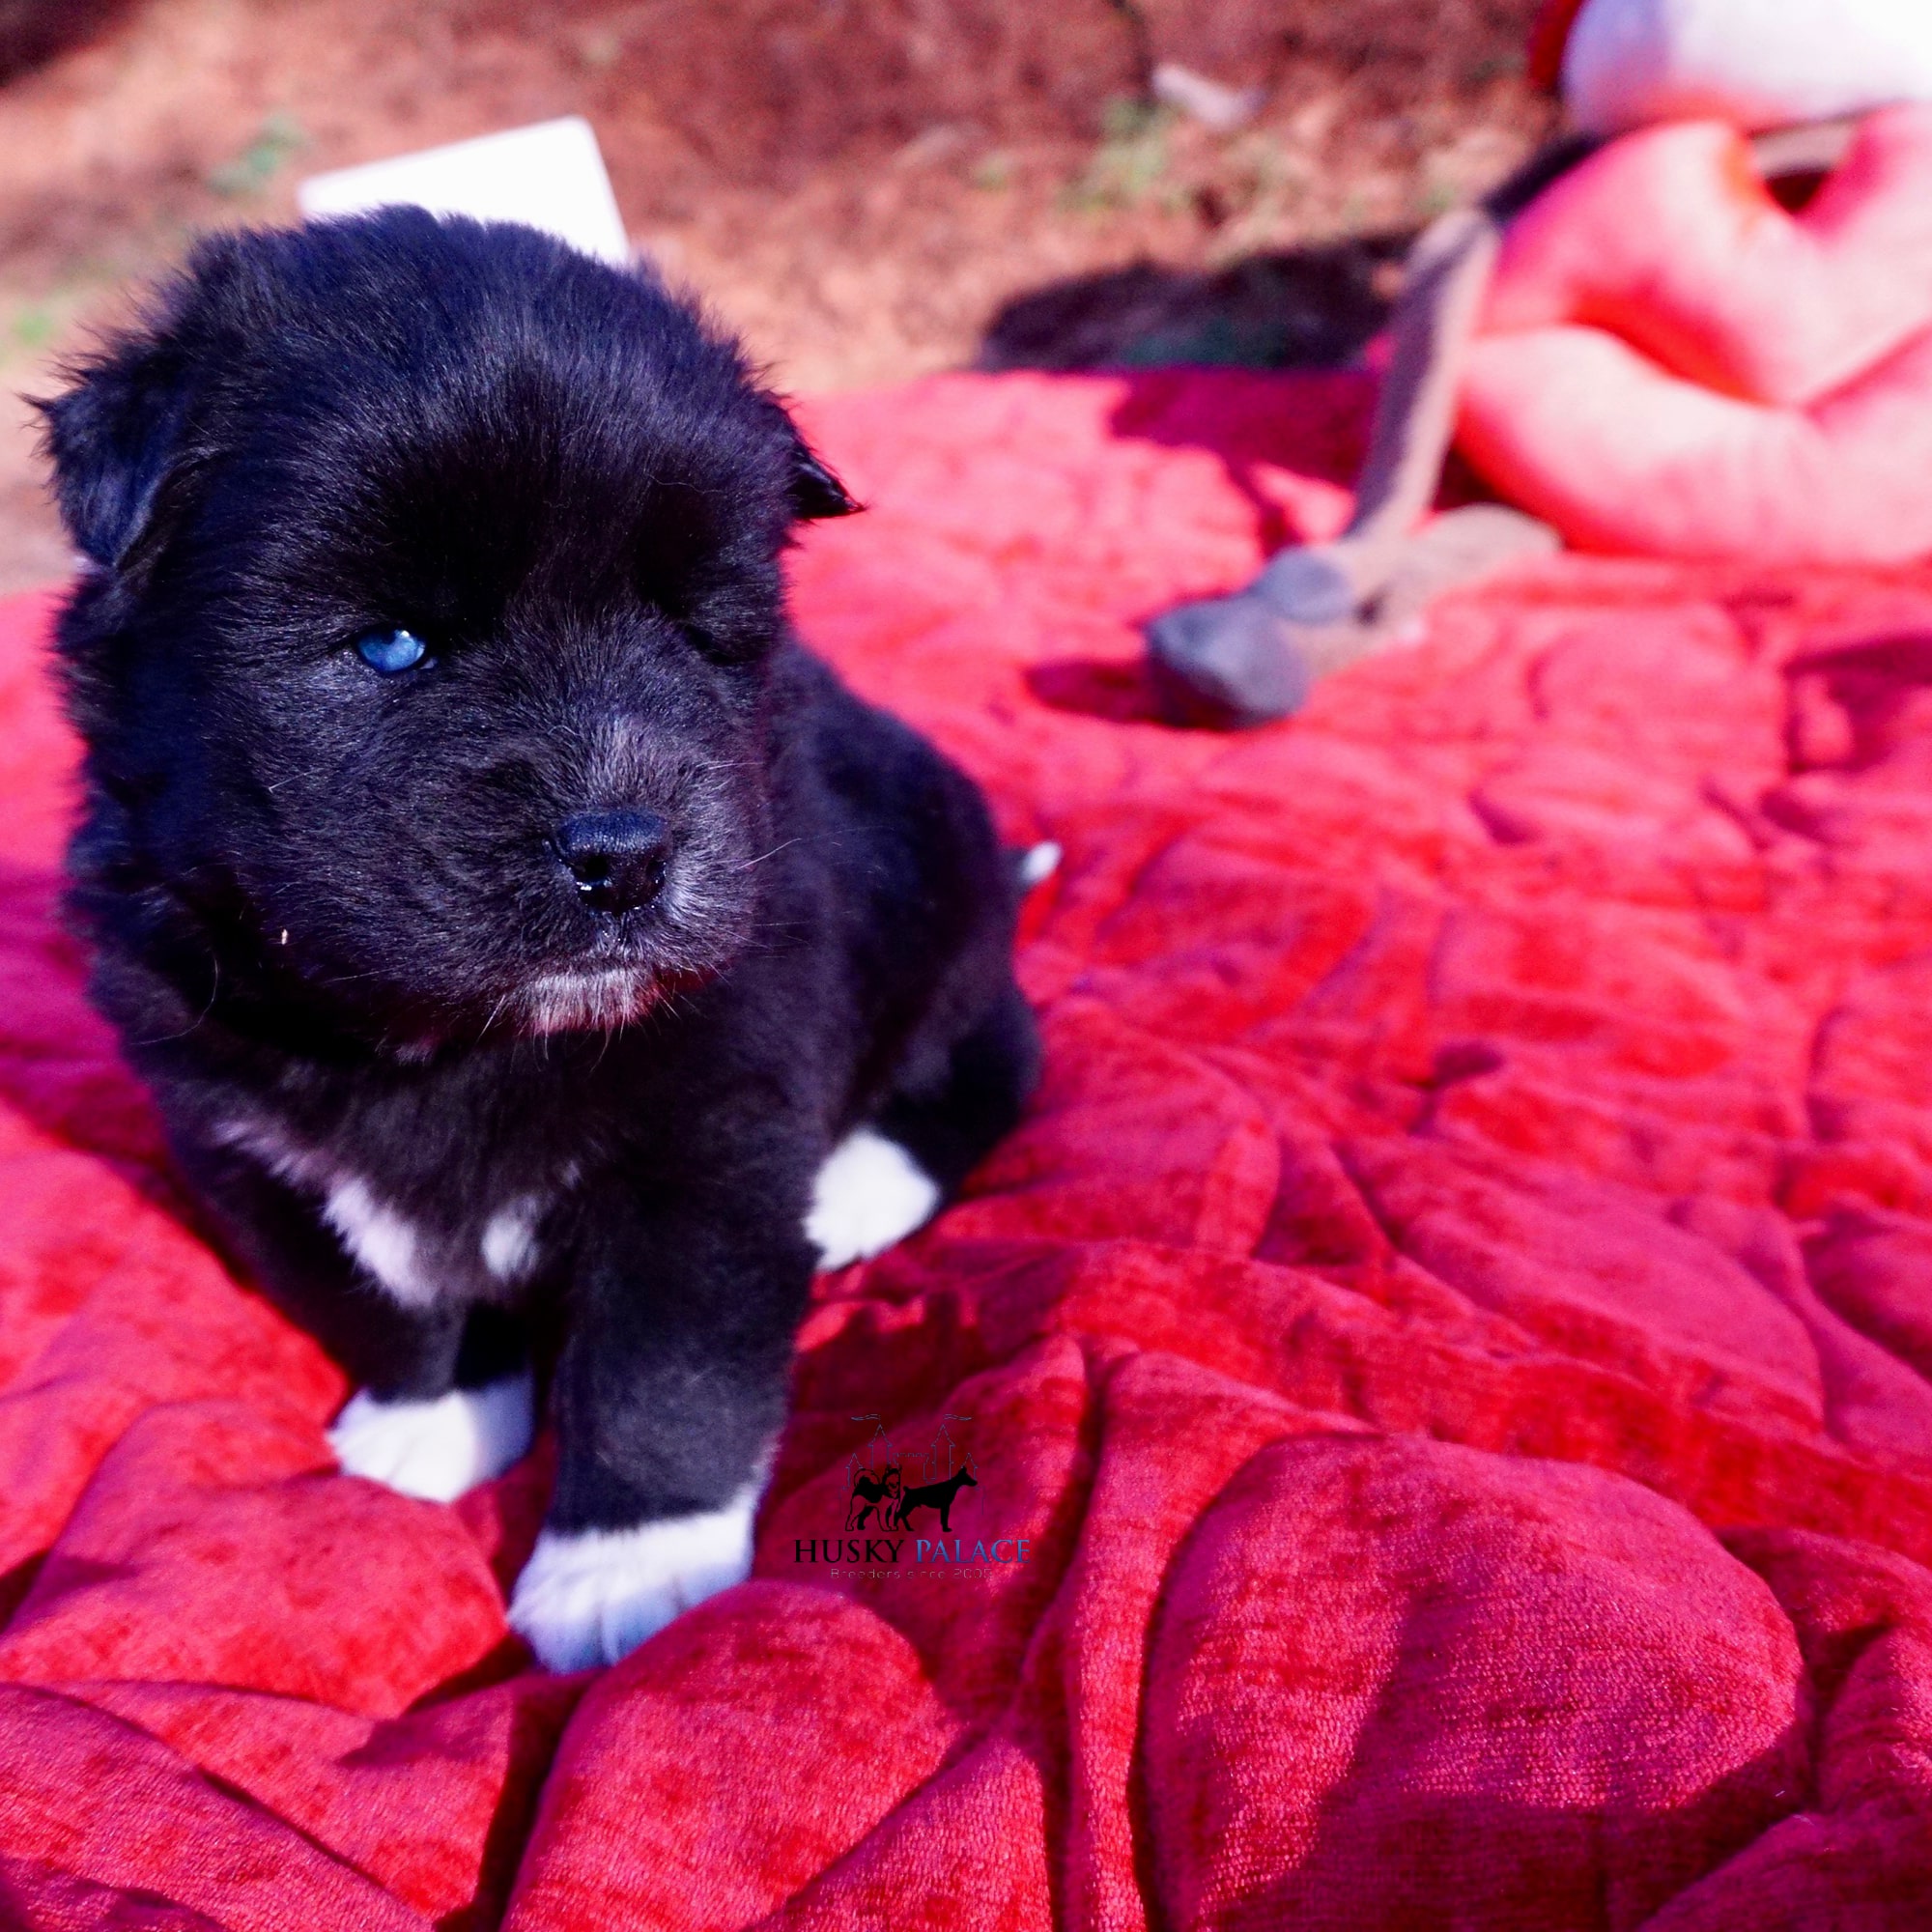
[327,1372,534,1503]
[508,1492,757,1671]
[805,1127,941,1271]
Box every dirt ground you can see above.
[0,0,1551,591]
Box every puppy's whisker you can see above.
[137,956,220,1046]
[733,838,800,872]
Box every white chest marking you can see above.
[481,1196,543,1283]
[507,1486,760,1671]
[327,1372,535,1502]
[216,1116,536,1310]
[321,1175,437,1307]
[805,1128,942,1272]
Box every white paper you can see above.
[298,116,629,264]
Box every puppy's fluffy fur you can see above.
[43,212,1039,1669]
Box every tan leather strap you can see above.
[1345,207,1502,545]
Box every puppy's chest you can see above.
[217,1087,588,1311]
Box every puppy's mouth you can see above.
[515,964,663,1037]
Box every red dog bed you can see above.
[2,367,1930,1927]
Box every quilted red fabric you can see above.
[2,367,1931,1928]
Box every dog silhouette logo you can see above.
[845,1460,902,1531]
[800,1412,1025,1571]
[891,1463,978,1532]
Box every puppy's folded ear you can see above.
[37,341,199,572]
[789,440,861,521]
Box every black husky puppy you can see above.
[41,211,1041,1670]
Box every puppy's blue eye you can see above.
[355,628,430,674]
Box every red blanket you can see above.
[1,368,1929,1929]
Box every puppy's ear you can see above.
[37,341,199,571]
[789,439,861,521]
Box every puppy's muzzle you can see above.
[554,809,673,918]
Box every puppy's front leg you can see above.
[185,1141,536,1502]
[326,1301,534,1506]
[507,1174,814,1671]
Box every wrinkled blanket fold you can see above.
[0,367,1929,1928]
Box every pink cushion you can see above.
[1461,107,1932,562]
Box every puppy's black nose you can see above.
[555,810,672,915]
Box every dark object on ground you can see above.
[0,0,125,83]
[977,235,1412,375]
[1146,502,1560,727]
[1145,592,1315,730]
[41,210,1039,1673]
